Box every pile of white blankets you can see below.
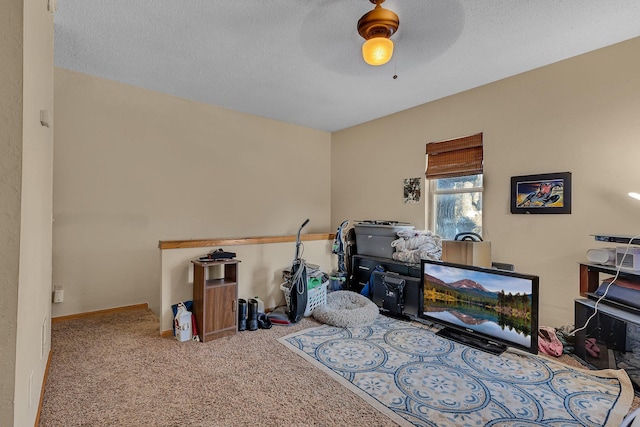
[391,229,442,263]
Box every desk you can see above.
[579,262,640,296]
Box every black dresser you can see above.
[350,254,422,319]
[350,254,421,291]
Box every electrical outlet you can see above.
[53,288,64,303]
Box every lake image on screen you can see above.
[422,264,533,347]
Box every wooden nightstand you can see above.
[191,259,240,342]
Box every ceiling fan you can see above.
[357,0,400,66]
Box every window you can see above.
[429,174,483,239]
[426,133,483,240]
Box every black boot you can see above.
[238,299,247,331]
[248,298,259,331]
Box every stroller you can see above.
[286,219,309,323]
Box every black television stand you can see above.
[437,327,508,355]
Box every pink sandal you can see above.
[585,337,600,358]
[538,326,563,357]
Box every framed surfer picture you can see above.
[510,172,571,214]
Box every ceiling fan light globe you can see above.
[362,37,393,66]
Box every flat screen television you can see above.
[420,259,539,355]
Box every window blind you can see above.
[425,133,483,179]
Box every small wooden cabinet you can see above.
[191,259,240,342]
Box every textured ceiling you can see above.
[54,0,640,132]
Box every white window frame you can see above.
[427,174,484,240]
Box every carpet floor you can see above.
[40,307,639,426]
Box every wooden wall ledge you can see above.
[159,233,335,250]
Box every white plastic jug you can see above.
[254,296,265,314]
[174,302,192,342]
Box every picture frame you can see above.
[510,172,571,214]
[403,177,421,204]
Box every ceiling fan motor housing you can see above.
[357,0,399,40]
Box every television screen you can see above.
[420,259,539,355]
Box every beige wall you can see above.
[53,68,332,320]
[1,0,54,425]
[0,0,24,422]
[16,0,55,423]
[332,37,640,327]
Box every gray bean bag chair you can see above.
[312,290,379,328]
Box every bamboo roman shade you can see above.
[426,133,483,179]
